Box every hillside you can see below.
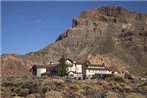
[1,6,147,76]
[1,76,147,98]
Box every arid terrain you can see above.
[1,6,147,98]
[1,76,147,98]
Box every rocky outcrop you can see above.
[80,6,147,23]
[86,53,129,74]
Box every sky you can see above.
[1,1,147,55]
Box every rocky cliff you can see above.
[2,6,147,76]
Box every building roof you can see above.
[32,64,58,68]
[86,64,105,67]
[86,68,111,71]
[66,59,73,63]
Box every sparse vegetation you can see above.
[1,76,147,98]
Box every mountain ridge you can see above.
[2,6,147,76]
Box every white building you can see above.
[36,67,46,77]
[65,59,113,79]
[66,59,83,79]
[31,64,58,77]
[31,59,114,79]
[83,64,113,79]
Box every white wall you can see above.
[88,66,105,69]
[37,68,46,77]
[67,63,83,78]
[68,72,83,78]
[68,72,75,77]
[86,69,112,77]
[76,64,82,73]
[68,64,76,72]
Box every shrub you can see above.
[65,78,74,84]
[111,83,123,92]
[66,91,86,98]
[93,91,105,98]
[138,85,147,94]
[14,86,22,93]
[105,91,120,98]
[120,82,126,87]
[83,85,95,95]
[12,96,25,98]
[53,79,64,86]
[114,75,125,82]
[26,94,36,98]
[96,85,104,91]
[40,85,49,94]
[98,80,109,87]
[77,89,85,94]
[19,88,29,97]
[2,80,13,87]
[1,87,5,92]
[13,78,24,87]
[79,82,88,89]
[45,91,63,98]
[124,85,132,92]
[21,80,39,93]
[73,92,86,98]
[33,93,41,98]
[125,93,146,98]
[43,80,58,91]
[70,84,80,91]
[142,85,147,92]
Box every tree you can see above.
[56,55,68,77]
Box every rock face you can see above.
[1,6,147,76]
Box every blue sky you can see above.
[1,1,147,55]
